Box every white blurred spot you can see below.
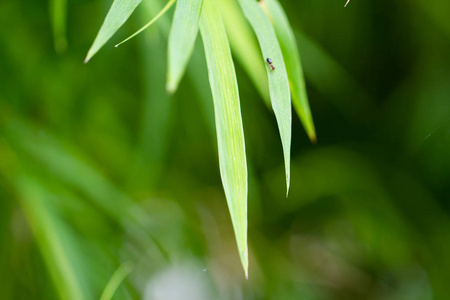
[144,263,212,300]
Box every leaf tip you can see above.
[241,249,249,279]
[286,179,290,198]
[54,39,68,55]
[309,131,317,144]
[300,116,317,144]
[84,47,97,63]
[166,81,177,94]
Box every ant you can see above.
[266,58,275,71]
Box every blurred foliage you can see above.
[1,0,450,299]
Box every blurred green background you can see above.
[1,0,450,299]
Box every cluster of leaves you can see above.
[3,0,450,298]
[84,0,315,276]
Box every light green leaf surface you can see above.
[49,0,68,53]
[237,0,291,193]
[166,0,203,93]
[219,0,270,104]
[85,0,141,62]
[264,0,316,142]
[200,0,248,277]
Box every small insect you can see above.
[266,58,275,70]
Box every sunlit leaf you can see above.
[263,0,316,142]
[85,0,141,62]
[219,0,270,104]
[237,0,291,193]
[200,0,248,277]
[166,0,203,93]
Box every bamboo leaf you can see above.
[200,0,248,277]
[18,176,87,300]
[115,0,176,48]
[100,262,133,300]
[263,0,316,142]
[166,0,203,93]
[85,0,142,63]
[219,0,270,104]
[237,0,291,193]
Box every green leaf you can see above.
[200,0,248,277]
[219,0,270,104]
[166,0,203,93]
[49,0,68,53]
[237,0,291,193]
[263,0,316,142]
[85,0,142,63]
[114,0,176,48]
[100,262,133,300]
[2,118,157,250]
[18,175,87,300]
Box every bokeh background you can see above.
[1,0,450,299]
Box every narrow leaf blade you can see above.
[264,0,316,142]
[114,0,176,48]
[100,262,133,300]
[167,0,203,93]
[85,0,141,62]
[18,176,87,300]
[219,0,270,104]
[200,0,248,276]
[237,0,291,193]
